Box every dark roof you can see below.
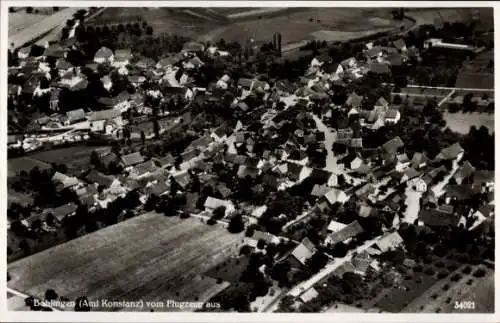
[115,48,132,60]
[328,220,364,245]
[393,39,406,50]
[437,143,464,160]
[161,86,188,96]
[365,46,382,58]
[85,170,114,187]
[121,152,144,167]
[183,42,205,52]
[418,208,460,227]
[382,136,404,154]
[345,92,363,108]
[147,181,169,196]
[88,109,121,121]
[52,203,78,221]
[454,161,476,182]
[43,44,65,58]
[369,62,391,74]
[445,184,482,201]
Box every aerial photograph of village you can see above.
[5,5,495,314]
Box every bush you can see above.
[437,270,449,279]
[435,261,445,268]
[466,279,473,285]
[446,262,459,271]
[450,273,461,282]
[442,284,450,291]
[473,268,486,278]
[413,265,423,272]
[216,278,223,284]
[26,7,34,14]
[431,293,438,300]
[207,218,217,225]
[424,268,435,276]
[179,212,190,219]
[462,266,472,275]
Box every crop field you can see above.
[28,145,111,175]
[8,156,51,178]
[443,112,495,135]
[8,213,244,311]
[407,8,493,28]
[203,8,402,44]
[8,7,82,48]
[403,265,494,313]
[204,256,249,283]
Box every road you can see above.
[385,83,494,93]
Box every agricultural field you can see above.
[8,213,244,311]
[403,265,494,313]
[407,8,493,29]
[27,145,111,175]
[204,256,250,283]
[8,156,51,178]
[443,112,495,134]
[8,7,82,48]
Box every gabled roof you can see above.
[291,237,316,265]
[375,231,404,252]
[396,153,410,163]
[52,203,78,221]
[94,46,113,59]
[204,196,232,210]
[418,207,461,227]
[393,38,406,50]
[369,62,391,74]
[327,220,364,245]
[120,152,144,167]
[311,184,330,197]
[85,170,114,187]
[382,136,404,154]
[454,161,476,182]
[56,59,73,70]
[436,143,464,160]
[43,44,65,58]
[115,48,132,60]
[376,96,389,107]
[355,183,376,198]
[365,46,382,58]
[346,92,363,108]
[134,160,159,176]
[403,167,420,180]
[147,181,169,196]
[324,188,349,204]
[66,108,86,122]
[238,78,254,89]
[182,42,205,52]
[88,109,121,121]
[411,152,429,168]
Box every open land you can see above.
[9,7,83,48]
[8,156,51,178]
[8,213,244,311]
[443,112,495,135]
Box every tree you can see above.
[212,206,226,220]
[45,289,58,301]
[228,214,245,233]
[26,7,34,14]
[257,239,266,250]
[305,251,328,273]
[140,131,146,145]
[90,150,101,168]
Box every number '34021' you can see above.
[454,301,475,310]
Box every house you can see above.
[453,161,476,184]
[299,288,319,303]
[43,44,65,58]
[365,46,383,60]
[358,204,374,218]
[66,109,86,124]
[395,153,410,172]
[51,203,78,223]
[146,181,170,197]
[183,56,204,69]
[411,152,429,169]
[374,231,404,253]
[393,39,407,52]
[85,170,114,188]
[340,57,357,69]
[94,46,114,64]
[369,62,391,75]
[355,183,375,199]
[289,237,316,267]
[203,196,235,217]
[182,42,205,53]
[413,177,428,192]
[345,92,363,108]
[113,48,132,68]
[382,136,404,154]
[136,57,156,70]
[435,143,464,162]
[120,152,144,168]
[324,188,349,205]
[384,109,400,124]
[132,160,161,179]
[311,184,330,198]
[418,207,461,227]
[251,205,268,219]
[172,170,191,189]
[326,220,348,234]
[55,59,73,77]
[326,220,364,246]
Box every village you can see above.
[6,7,495,313]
